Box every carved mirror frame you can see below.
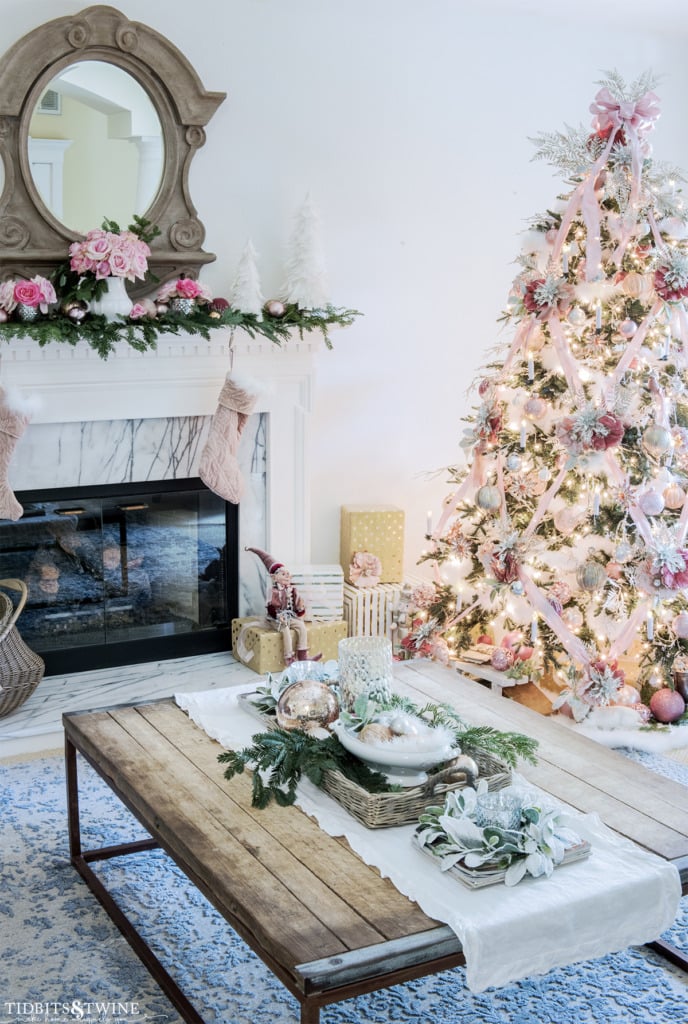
[0,4,225,295]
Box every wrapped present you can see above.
[288,564,344,622]
[231,617,348,674]
[340,505,405,584]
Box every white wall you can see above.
[4,0,688,574]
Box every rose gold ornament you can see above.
[613,683,640,706]
[672,611,688,639]
[275,680,339,732]
[663,483,685,509]
[621,271,655,302]
[606,561,623,580]
[360,722,394,745]
[0,309,9,323]
[264,299,287,318]
[156,302,169,315]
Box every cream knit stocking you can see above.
[0,388,30,521]
[199,376,258,504]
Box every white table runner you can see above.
[175,684,682,993]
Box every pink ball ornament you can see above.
[0,309,8,324]
[672,611,688,639]
[649,687,686,723]
[524,397,547,420]
[619,319,637,337]
[516,645,534,661]
[606,561,623,580]
[490,647,514,671]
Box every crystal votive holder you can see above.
[474,789,523,830]
[338,635,394,711]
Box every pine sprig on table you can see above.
[218,729,391,809]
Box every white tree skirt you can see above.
[555,712,688,753]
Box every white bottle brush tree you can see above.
[413,72,688,725]
[281,194,330,309]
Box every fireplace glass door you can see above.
[0,479,237,675]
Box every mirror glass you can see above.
[28,60,164,234]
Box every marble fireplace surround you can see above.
[0,330,320,616]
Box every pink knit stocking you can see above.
[199,377,258,503]
[0,389,30,521]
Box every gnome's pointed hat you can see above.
[245,546,284,574]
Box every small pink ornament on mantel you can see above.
[349,550,382,588]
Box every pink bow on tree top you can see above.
[589,87,661,135]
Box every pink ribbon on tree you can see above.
[608,600,651,662]
[548,315,584,393]
[610,299,663,385]
[516,566,592,668]
[522,459,568,543]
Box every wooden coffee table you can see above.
[63,661,688,1023]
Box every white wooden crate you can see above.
[289,564,344,622]
[343,576,423,637]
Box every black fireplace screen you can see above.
[0,479,238,675]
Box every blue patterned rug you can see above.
[1,751,687,1024]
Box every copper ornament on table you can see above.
[275,679,339,732]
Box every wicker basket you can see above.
[0,578,45,718]
[320,750,511,829]
[237,692,511,828]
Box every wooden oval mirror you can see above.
[0,5,225,296]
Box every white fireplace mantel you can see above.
[0,330,321,564]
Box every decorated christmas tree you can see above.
[409,72,688,728]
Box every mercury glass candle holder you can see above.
[474,789,523,831]
[338,635,394,711]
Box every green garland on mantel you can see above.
[0,303,362,360]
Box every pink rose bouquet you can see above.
[0,275,57,313]
[69,228,150,282]
[156,277,213,305]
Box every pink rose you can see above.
[94,260,112,280]
[176,278,202,299]
[129,303,148,320]
[13,280,42,307]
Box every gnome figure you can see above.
[246,547,319,666]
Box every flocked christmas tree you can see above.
[408,72,688,727]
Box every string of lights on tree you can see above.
[410,72,688,725]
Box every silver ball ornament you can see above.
[475,484,502,512]
[638,489,665,516]
[511,581,524,595]
[642,423,673,459]
[576,561,606,592]
[614,541,633,564]
[506,454,522,472]
[568,306,587,327]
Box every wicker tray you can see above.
[238,692,512,829]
